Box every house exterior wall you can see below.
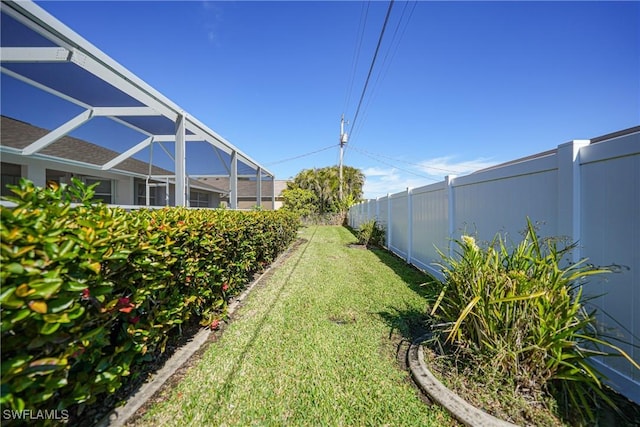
[217,179,288,210]
[348,129,640,404]
[1,153,224,208]
[1,152,135,205]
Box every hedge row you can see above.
[0,179,299,418]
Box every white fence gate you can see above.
[349,128,640,403]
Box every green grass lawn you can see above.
[131,226,454,426]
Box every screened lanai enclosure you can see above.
[0,0,275,209]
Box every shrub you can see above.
[356,220,385,247]
[281,187,317,219]
[430,219,639,422]
[0,179,298,421]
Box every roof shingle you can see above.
[1,115,172,176]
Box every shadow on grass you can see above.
[371,248,440,346]
[201,235,314,419]
[344,226,444,343]
[377,306,432,344]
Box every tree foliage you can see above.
[285,166,364,214]
[280,188,317,218]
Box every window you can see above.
[84,177,113,204]
[1,162,22,197]
[45,170,113,203]
[190,190,210,208]
[46,169,72,186]
[136,180,159,206]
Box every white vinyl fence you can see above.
[349,128,640,403]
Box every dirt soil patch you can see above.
[419,339,640,427]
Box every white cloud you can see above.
[360,156,499,200]
[361,166,396,177]
[362,167,430,199]
[416,156,496,176]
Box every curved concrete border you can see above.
[96,242,299,427]
[408,334,518,427]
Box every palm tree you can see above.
[288,166,364,214]
[342,166,364,203]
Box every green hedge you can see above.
[0,179,298,419]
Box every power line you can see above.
[342,1,370,115]
[349,146,440,181]
[349,145,464,174]
[349,0,395,135]
[265,144,338,166]
[349,1,417,145]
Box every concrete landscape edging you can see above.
[96,242,298,427]
[408,334,518,427]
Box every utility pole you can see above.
[339,114,348,202]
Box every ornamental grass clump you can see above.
[430,219,639,422]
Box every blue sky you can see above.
[5,1,640,199]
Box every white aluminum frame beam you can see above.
[230,150,238,209]
[271,176,276,209]
[157,141,175,162]
[256,167,262,208]
[151,174,257,179]
[1,0,277,199]
[67,48,178,122]
[185,115,273,176]
[0,46,69,62]
[22,109,93,155]
[214,146,231,175]
[1,66,94,109]
[101,136,153,170]
[153,135,204,142]
[92,106,158,117]
[1,145,148,179]
[1,2,77,52]
[175,113,187,207]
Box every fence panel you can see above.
[452,154,559,245]
[410,182,448,275]
[351,202,362,228]
[389,192,408,259]
[347,128,639,402]
[377,196,389,240]
[366,199,376,223]
[580,133,640,401]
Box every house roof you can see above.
[1,115,172,176]
[1,115,229,194]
